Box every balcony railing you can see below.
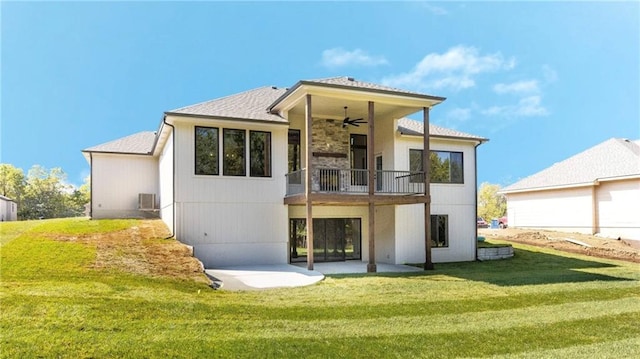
[285,168,425,196]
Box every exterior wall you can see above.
[170,117,289,268]
[506,186,593,234]
[91,154,159,219]
[393,135,478,263]
[596,179,640,240]
[0,198,18,221]
[159,131,174,234]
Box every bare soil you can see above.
[49,219,210,284]
[479,228,640,264]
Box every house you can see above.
[82,77,488,271]
[0,195,18,221]
[501,138,640,241]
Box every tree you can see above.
[0,164,25,200]
[477,182,506,221]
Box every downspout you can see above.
[162,116,176,240]
[474,141,481,261]
[89,152,93,219]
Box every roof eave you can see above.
[164,112,289,126]
[268,80,446,114]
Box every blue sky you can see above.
[2,1,639,187]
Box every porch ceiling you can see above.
[275,83,444,121]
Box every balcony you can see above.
[285,168,425,197]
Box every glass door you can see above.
[290,218,362,262]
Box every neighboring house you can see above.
[0,195,18,221]
[83,77,487,270]
[501,138,640,241]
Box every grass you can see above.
[1,219,639,358]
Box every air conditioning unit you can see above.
[138,193,157,211]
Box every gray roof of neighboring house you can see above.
[82,131,157,155]
[502,138,640,193]
[397,118,488,142]
[0,195,16,202]
[166,86,288,123]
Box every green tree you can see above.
[0,164,26,201]
[477,182,506,221]
[20,166,70,219]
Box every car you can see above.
[477,217,489,228]
[498,216,508,229]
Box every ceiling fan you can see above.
[342,106,367,128]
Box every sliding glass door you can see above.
[290,218,362,263]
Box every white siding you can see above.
[171,118,289,268]
[159,131,174,234]
[597,179,640,240]
[394,135,478,263]
[506,186,593,234]
[91,154,159,219]
[0,198,17,221]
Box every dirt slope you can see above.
[479,228,640,263]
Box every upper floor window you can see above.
[250,131,272,177]
[409,149,464,184]
[223,129,246,176]
[196,126,273,178]
[195,126,219,175]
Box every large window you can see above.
[250,131,271,177]
[430,215,449,248]
[195,126,219,175]
[409,149,464,184]
[223,129,246,176]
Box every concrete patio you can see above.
[205,262,423,291]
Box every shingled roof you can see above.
[166,86,288,123]
[397,118,488,142]
[502,138,640,193]
[303,76,445,99]
[82,131,156,155]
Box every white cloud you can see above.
[493,80,540,94]
[482,95,548,118]
[321,48,388,68]
[421,3,448,15]
[542,65,558,83]
[382,45,515,91]
[447,107,471,122]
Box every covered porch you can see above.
[269,77,445,272]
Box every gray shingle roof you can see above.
[502,138,640,192]
[397,118,488,142]
[166,86,288,123]
[83,131,156,154]
[303,76,445,100]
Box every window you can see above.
[430,215,449,248]
[195,126,219,175]
[409,149,464,184]
[288,129,302,185]
[250,131,271,177]
[223,129,246,176]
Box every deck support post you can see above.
[305,94,314,271]
[367,101,377,273]
[423,107,434,270]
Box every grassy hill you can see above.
[1,218,639,358]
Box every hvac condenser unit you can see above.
[138,193,157,211]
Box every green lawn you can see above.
[1,219,639,358]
